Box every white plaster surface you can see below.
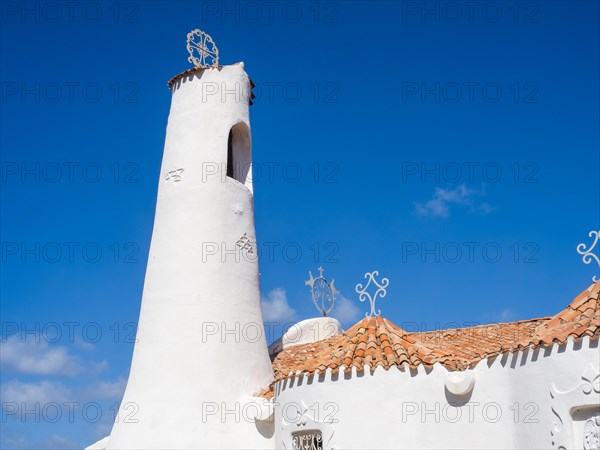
[282,317,343,350]
[445,370,476,395]
[273,337,599,449]
[105,63,273,449]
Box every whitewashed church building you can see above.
[88,30,600,450]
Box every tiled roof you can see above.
[267,281,599,392]
[166,65,257,104]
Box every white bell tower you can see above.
[105,31,273,449]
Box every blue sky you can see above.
[1,1,599,447]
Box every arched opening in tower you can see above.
[226,122,251,187]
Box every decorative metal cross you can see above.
[577,230,600,282]
[355,271,389,318]
[305,267,338,317]
[186,29,219,68]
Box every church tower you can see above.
[106,31,273,449]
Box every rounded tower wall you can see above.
[106,63,273,449]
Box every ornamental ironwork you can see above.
[292,430,323,450]
[577,230,600,282]
[305,267,338,317]
[355,270,389,318]
[584,416,600,450]
[186,29,219,68]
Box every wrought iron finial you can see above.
[577,230,600,282]
[305,267,338,317]
[186,29,219,68]
[355,271,389,318]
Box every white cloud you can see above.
[414,184,494,218]
[1,376,125,449]
[1,376,127,408]
[74,336,95,351]
[331,293,361,326]
[261,288,297,323]
[89,360,110,376]
[0,430,29,450]
[500,309,516,321]
[0,380,72,405]
[0,336,83,376]
[478,202,496,214]
[83,377,127,401]
[0,432,80,450]
[34,434,80,450]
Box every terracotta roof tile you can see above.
[262,281,600,397]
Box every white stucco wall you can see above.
[271,337,599,449]
[269,318,343,357]
[105,63,274,449]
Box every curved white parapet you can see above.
[282,317,343,350]
[241,395,275,422]
[444,370,476,396]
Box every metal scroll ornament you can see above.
[292,431,323,450]
[305,267,338,317]
[355,271,389,318]
[186,29,219,68]
[584,417,600,450]
[577,230,600,282]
